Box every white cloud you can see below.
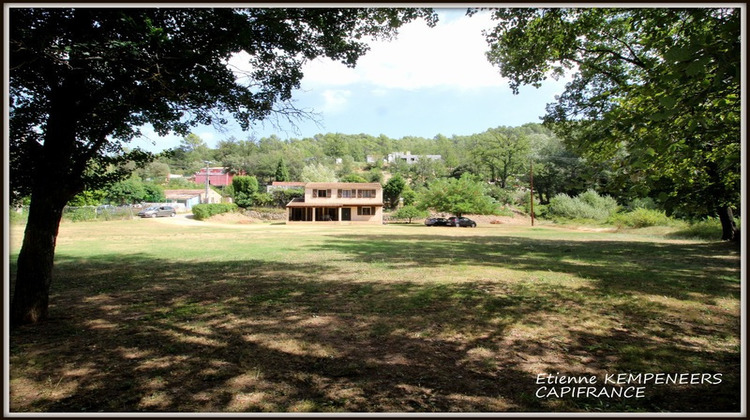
[302,10,504,91]
[320,89,352,113]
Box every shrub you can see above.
[627,197,659,211]
[232,176,259,208]
[192,203,238,220]
[251,192,275,207]
[545,190,618,221]
[66,207,97,222]
[610,208,673,228]
[487,185,516,206]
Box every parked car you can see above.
[138,206,176,218]
[425,217,448,226]
[458,217,477,227]
[447,216,477,227]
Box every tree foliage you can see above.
[418,175,498,217]
[472,126,530,188]
[300,163,338,182]
[391,205,429,223]
[482,7,740,239]
[231,175,260,208]
[383,174,407,209]
[274,157,291,182]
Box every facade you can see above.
[286,182,383,224]
[193,167,234,187]
[164,189,222,209]
[386,151,441,164]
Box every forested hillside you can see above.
[159,123,602,201]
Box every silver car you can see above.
[138,206,176,218]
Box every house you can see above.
[193,167,235,187]
[164,189,223,209]
[266,181,307,193]
[286,182,383,224]
[386,151,441,164]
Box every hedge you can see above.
[192,203,238,220]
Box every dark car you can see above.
[138,206,176,218]
[458,217,477,227]
[425,217,448,226]
[447,216,477,227]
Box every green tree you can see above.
[337,155,356,179]
[383,174,407,209]
[391,205,429,223]
[138,161,171,184]
[418,174,498,217]
[232,175,260,208]
[142,183,166,203]
[472,127,530,188]
[340,174,368,183]
[300,163,338,182]
[401,185,417,206]
[274,157,290,182]
[9,6,437,326]
[67,190,108,207]
[106,177,147,205]
[482,7,740,240]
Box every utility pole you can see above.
[530,160,535,226]
[204,160,212,204]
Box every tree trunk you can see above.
[11,194,67,326]
[11,78,81,327]
[718,205,738,241]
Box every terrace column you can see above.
[338,207,342,222]
[312,207,316,222]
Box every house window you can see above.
[358,207,373,216]
[341,189,352,198]
[361,189,376,198]
[314,189,330,198]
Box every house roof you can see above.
[271,182,306,187]
[306,182,381,189]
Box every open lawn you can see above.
[7,217,742,413]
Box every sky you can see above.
[131,8,571,153]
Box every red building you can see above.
[193,167,235,186]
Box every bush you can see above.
[545,190,618,221]
[627,197,659,211]
[67,207,97,222]
[610,208,674,228]
[517,190,538,213]
[487,185,516,206]
[192,203,238,220]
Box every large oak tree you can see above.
[9,7,436,326]
[481,7,741,240]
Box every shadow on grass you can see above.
[8,233,741,413]
[314,233,740,302]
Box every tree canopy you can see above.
[481,7,741,239]
[418,175,498,217]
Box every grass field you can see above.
[8,217,742,413]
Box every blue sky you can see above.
[132,8,571,152]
